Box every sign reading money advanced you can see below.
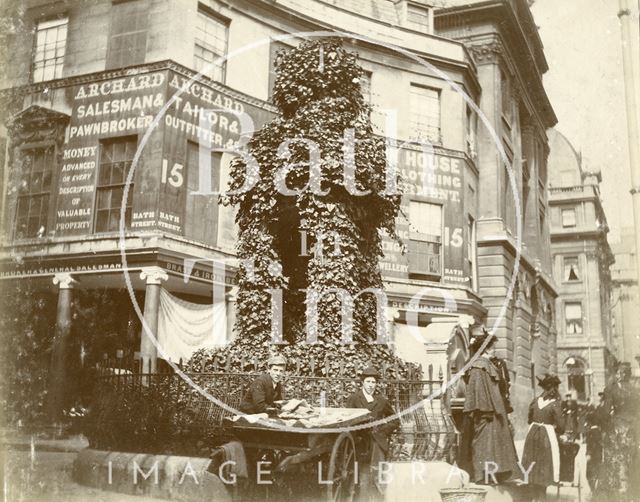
[54,69,274,238]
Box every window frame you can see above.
[408,84,441,144]
[31,16,68,83]
[93,135,138,234]
[563,256,581,283]
[467,214,477,291]
[561,207,577,228]
[13,142,58,240]
[406,3,433,33]
[407,198,443,279]
[106,0,149,70]
[564,301,584,335]
[268,39,291,98]
[184,140,221,246]
[500,68,512,126]
[194,5,230,84]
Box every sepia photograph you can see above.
[0,0,639,501]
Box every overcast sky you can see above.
[531,0,632,242]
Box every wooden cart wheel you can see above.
[326,432,357,502]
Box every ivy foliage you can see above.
[0,281,141,427]
[189,39,411,378]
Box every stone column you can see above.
[46,273,78,421]
[139,267,168,373]
[225,286,238,342]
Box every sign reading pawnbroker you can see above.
[56,72,167,235]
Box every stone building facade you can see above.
[0,0,490,419]
[435,0,559,432]
[547,128,616,401]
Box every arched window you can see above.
[565,357,587,401]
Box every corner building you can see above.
[0,0,554,433]
[547,129,616,401]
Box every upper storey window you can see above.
[95,136,136,233]
[32,18,67,82]
[406,3,433,34]
[106,0,149,70]
[500,69,513,124]
[409,84,441,144]
[562,207,576,228]
[194,7,229,83]
[14,146,55,239]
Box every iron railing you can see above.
[86,354,458,462]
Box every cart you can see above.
[226,408,372,502]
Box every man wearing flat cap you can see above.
[346,366,399,487]
[239,355,286,414]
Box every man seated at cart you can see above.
[346,366,399,487]
[238,355,286,414]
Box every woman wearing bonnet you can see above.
[459,329,520,485]
[521,373,564,501]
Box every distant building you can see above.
[547,128,616,401]
[611,227,640,376]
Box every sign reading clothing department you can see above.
[54,69,274,239]
[380,147,473,287]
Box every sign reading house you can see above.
[379,146,476,287]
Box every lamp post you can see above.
[617,0,640,296]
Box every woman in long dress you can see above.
[521,374,564,501]
[459,330,520,484]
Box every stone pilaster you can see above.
[46,273,78,420]
[139,267,168,373]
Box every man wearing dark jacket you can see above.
[238,355,286,414]
[346,367,399,467]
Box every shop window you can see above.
[408,200,442,277]
[562,207,576,228]
[409,84,440,143]
[564,302,583,335]
[14,146,55,239]
[194,6,229,83]
[563,256,580,282]
[185,141,220,246]
[32,17,67,82]
[106,0,148,70]
[95,136,137,233]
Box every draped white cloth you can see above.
[157,288,227,362]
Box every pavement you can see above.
[2,450,167,502]
[514,439,589,502]
[0,432,590,502]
